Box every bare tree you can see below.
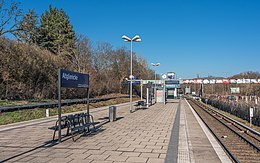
[0,0,21,36]
[71,34,92,72]
[15,9,38,44]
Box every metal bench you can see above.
[48,112,96,141]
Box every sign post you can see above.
[87,87,90,122]
[58,69,89,143]
[163,80,166,105]
[58,70,62,142]
[250,107,254,127]
[140,79,143,101]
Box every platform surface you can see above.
[0,99,229,163]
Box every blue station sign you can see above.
[60,69,89,88]
[165,80,180,85]
[165,84,180,89]
[127,80,141,85]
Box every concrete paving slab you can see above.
[0,100,178,162]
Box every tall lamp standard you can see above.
[122,35,141,113]
[151,63,160,103]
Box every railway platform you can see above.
[0,99,230,163]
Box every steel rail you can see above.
[202,100,260,137]
[188,99,260,163]
[192,100,259,152]
[189,100,239,163]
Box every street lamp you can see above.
[122,35,141,113]
[151,63,160,103]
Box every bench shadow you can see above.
[98,116,124,121]
[135,107,148,110]
[98,117,109,120]
[116,116,124,121]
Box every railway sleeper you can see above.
[226,122,232,125]
[229,148,258,153]
[237,130,245,133]
[237,156,260,162]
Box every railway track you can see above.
[187,98,260,163]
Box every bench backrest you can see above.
[62,112,92,128]
[67,114,81,127]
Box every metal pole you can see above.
[87,87,90,122]
[164,80,166,105]
[58,69,62,143]
[147,87,149,107]
[130,40,133,113]
[141,79,143,101]
[154,70,156,103]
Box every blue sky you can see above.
[17,0,260,78]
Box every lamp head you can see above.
[135,38,141,42]
[151,63,160,66]
[132,35,140,41]
[122,35,131,42]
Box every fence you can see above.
[202,98,260,126]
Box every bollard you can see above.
[46,109,50,117]
[109,106,117,122]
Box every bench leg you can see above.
[66,127,70,136]
[52,130,56,140]
[71,129,76,142]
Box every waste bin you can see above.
[109,106,117,122]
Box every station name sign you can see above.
[60,69,89,88]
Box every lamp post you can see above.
[122,35,141,113]
[151,63,160,103]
